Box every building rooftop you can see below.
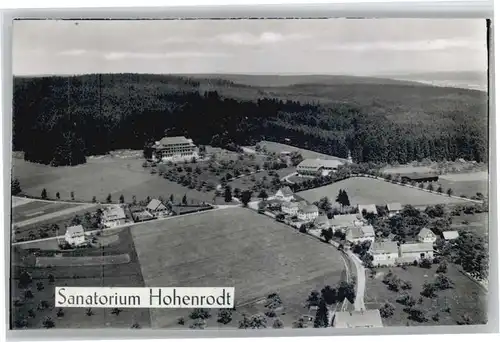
[400,242,434,253]
[333,310,383,329]
[386,203,403,212]
[418,228,436,239]
[300,204,319,213]
[358,204,378,215]
[330,214,364,228]
[103,205,126,221]
[65,225,84,237]
[442,230,460,240]
[146,198,166,211]
[297,158,345,170]
[281,201,299,209]
[371,241,399,254]
[347,224,375,240]
[314,215,330,226]
[155,136,194,147]
[277,186,294,197]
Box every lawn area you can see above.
[436,177,488,199]
[297,177,472,207]
[129,208,347,328]
[364,264,487,326]
[11,201,80,223]
[10,228,150,329]
[451,212,489,236]
[256,141,348,162]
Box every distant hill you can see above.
[381,71,488,91]
[13,73,488,167]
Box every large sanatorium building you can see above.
[151,136,199,162]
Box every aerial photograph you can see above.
[9,18,489,330]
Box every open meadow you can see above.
[364,264,487,326]
[297,177,472,207]
[129,208,347,328]
[10,228,150,329]
[255,141,349,162]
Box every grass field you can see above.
[364,264,487,326]
[13,155,219,205]
[130,208,347,328]
[451,212,489,236]
[297,177,472,207]
[11,201,80,223]
[10,228,150,329]
[256,141,349,162]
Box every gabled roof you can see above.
[386,203,402,212]
[66,225,84,236]
[330,214,363,228]
[300,204,318,214]
[442,231,460,240]
[347,225,375,240]
[371,241,399,254]
[417,228,436,239]
[277,186,294,197]
[358,204,378,215]
[281,201,299,209]
[400,242,434,253]
[314,215,330,226]
[157,136,193,146]
[147,198,166,211]
[297,158,344,170]
[103,205,126,221]
[334,310,383,328]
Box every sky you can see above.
[12,19,488,76]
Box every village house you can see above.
[333,310,383,328]
[281,201,300,216]
[442,230,460,241]
[345,224,375,245]
[102,205,127,228]
[313,214,330,230]
[297,204,319,222]
[146,198,169,217]
[64,225,86,246]
[274,186,295,202]
[150,136,198,162]
[386,202,402,217]
[358,204,378,216]
[399,242,434,262]
[330,214,365,232]
[296,158,345,177]
[370,241,399,267]
[417,228,437,244]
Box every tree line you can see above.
[13,74,487,166]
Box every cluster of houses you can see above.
[63,199,172,246]
[269,186,461,267]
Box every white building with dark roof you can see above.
[399,242,434,262]
[65,225,86,246]
[370,241,399,266]
[151,136,198,162]
[333,310,383,328]
[330,214,364,231]
[442,230,460,241]
[275,186,294,202]
[346,224,375,245]
[313,214,330,230]
[296,158,345,176]
[386,203,402,217]
[417,228,437,244]
[298,204,319,221]
[102,205,127,228]
[146,198,169,217]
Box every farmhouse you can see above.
[296,158,344,176]
[146,198,169,217]
[386,203,402,217]
[151,136,198,162]
[358,204,378,216]
[281,201,300,216]
[442,230,460,241]
[417,228,437,244]
[313,214,330,230]
[345,224,375,245]
[399,242,434,262]
[333,310,383,328]
[64,225,85,246]
[401,173,439,183]
[102,205,127,228]
[275,186,295,202]
[298,204,319,221]
[370,241,399,267]
[330,214,364,231]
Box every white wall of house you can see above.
[372,252,398,266]
[401,250,434,261]
[298,211,319,221]
[103,218,127,228]
[418,235,437,244]
[388,210,400,218]
[282,206,298,216]
[65,234,85,246]
[348,236,375,245]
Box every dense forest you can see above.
[13,74,488,166]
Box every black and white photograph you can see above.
[9,17,490,330]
